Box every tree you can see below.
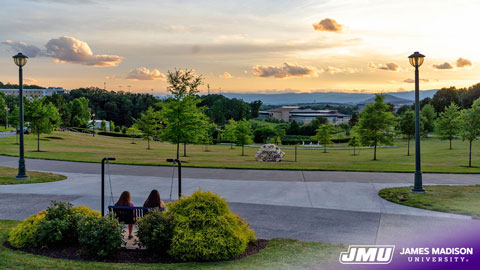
[398,110,415,156]
[348,132,361,155]
[69,97,90,127]
[233,119,252,156]
[273,125,287,145]
[431,87,460,113]
[110,121,116,132]
[223,119,237,149]
[436,103,461,150]
[253,126,276,143]
[287,120,300,135]
[459,99,480,167]
[161,69,205,159]
[127,126,140,144]
[349,113,359,127]
[26,100,60,152]
[198,119,217,151]
[134,107,161,150]
[8,106,19,144]
[420,104,436,137]
[0,93,6,128]
[100,120,107,131]
[357,94,396,160]
[312,124,334,153]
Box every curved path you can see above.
[1,155,479,245]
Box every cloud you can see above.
[164,25,190,33]
[126,67,166,80]
[23,78,38,84]
[252,62,319,78]
[432,62,453,70]
[45,36,124,67]
[456,57,472,68]
[219,72,232,79]
[312,18,343,33]
[368,62,401,71]
[323,66,360,74]
[403,78,429,83]
[1,40,43,57]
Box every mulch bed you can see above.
[3,239,269,264]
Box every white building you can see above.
[258,106,350,125]
[0,87,66,98]
[87,120,111,131]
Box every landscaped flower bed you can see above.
[5,191,264,263]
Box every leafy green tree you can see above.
[398,110,415,156]
[431,87,461,113]
[436,103,461,149]
[253,126,276,143]
[69,97,90,127]
[100,120,107,131]
[349,113,359,127]
[223,119,237,149]
[348,132,361,155]
[127,126,140,144]
[8,105,19,144]
[234,119,252,156]
[312,124,334,153]
[198,119,217,151]
[420,104,436,137]
[459,99,480,167]
[357,94,396,160]
[273,125,287,145]
[287,120,300,135]
[26,100,60,152]
[0,93,6,128]
[110,121,115,132]
[134,107,161,150]
[161,69,205,159]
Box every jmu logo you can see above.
[339,245,395,264]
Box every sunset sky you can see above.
[0,0,478,94]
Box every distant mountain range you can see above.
[221,89,438,105]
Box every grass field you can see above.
[379,185,480,218]
[0,131,479,173]
[0,220,344,270]
[0,166,66,185]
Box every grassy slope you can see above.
[0,220,344,270]
[379,185,480,218]
[0,131,479,173]
[0,166,66,185]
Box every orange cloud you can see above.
[368,62,401,71]
[126,67,166,80]
[432,62,453,70]
[456,57,472,68]
[312,18,343,33]
[403,78,429,83]
[219,72,232,79]
[45,36,124,67]
[252,63,319,78]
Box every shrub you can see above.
[114,126,121,132]
[36,201,77,247]
[77,213,124,258]
[72,205,101,219]
[8,211,46,248]
[168,190,256,261]
[136,210,174,254]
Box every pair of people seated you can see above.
[114,189,166,239]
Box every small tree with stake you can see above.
[26,99,60,152]
[348,132,361,155]
[233,119,252,156]
[398,110,415,156]
[134,107,161,150]
[436,103,461,150]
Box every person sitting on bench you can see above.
[143,189,166,214]
[114,191,135,239]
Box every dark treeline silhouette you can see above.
[0,81,46,89]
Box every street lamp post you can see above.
[4,106,8,129]
[13,53,29,180]
[408,51,425,193]
[92,113,96,137]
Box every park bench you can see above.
[108,206,160,224]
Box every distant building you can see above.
[0,87,66,98]
[258,106,350,125]
[87,120,111,131]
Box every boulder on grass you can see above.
[255,144,285,162]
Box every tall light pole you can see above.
[4,106,8,129]
[408,51,425,193]
[92,113,96,137]
[13,53,29,180]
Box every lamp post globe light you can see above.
[12,52,29,180]
[408,51,425,193]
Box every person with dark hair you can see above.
[114,191,135,239]
[143,189,166,213]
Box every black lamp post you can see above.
[4,106,8,129]
[92,113,95,137]
[408,51,425,193]
[13,53,29,180]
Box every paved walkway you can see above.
[1,156,479,245]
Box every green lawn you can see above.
[0,166,66,185]
[379,185,480,218]
[0,127,14,132]
[0,131,479,173]
[0,220,343,270]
